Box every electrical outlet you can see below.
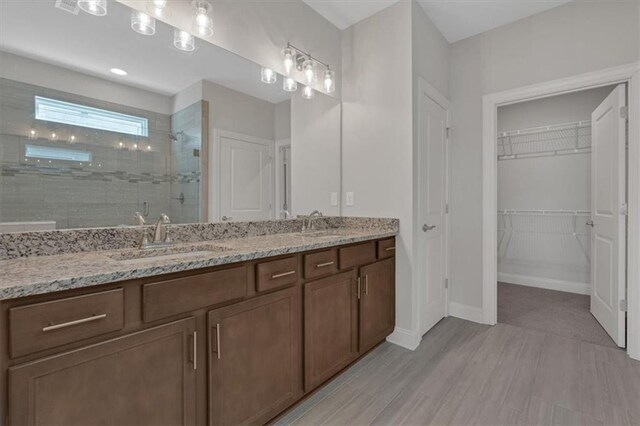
[330,192,338,206]
[346,192,354,206]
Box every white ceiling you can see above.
[0,0,289,103]
[303,0,572,43]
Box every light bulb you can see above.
[173,29,195,52]
[118,141,124,149]
[49,132,58,141]
[28,129,37,139]
[282,47,295,75]
[302,58,315,84]
[70,135,76,142]
[147,145,152,151]
[283,77,297,92]
[323,69,335,94]
[302,86,315,100]
[192,1,213,38]
[131,11,156,35]
[78,0,107,16]
[133,143,138,150]
[261,67,277,84]
[148,0,169,16]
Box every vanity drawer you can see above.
[256,256,298,292]
[339,242,376,270]
[143,266,247,322]
[304,250,338,279]
[377,238,396,259]
[9,288,124,358]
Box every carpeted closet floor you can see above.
[498,282,618,348]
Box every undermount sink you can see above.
[301,230,346,238]
[107,243,231,263]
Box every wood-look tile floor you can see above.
[276,317,640,426]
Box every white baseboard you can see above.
[448,302,484,324]
[386,327,421,351]
[498,272,590,295]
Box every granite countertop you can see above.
[0,227,397,300]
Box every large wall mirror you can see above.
[0,0,341,231]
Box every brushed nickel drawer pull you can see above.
[192,331,197,370]
[316,261,335,268]
[271,270,296,279]
[215,323,221,360]
[385,247,396,252]
[42,313,107,332]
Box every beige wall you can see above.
[449,1,640,309]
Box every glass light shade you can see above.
[193,1,213,38]
[282,48,295,75]
[152,0,167,9]
[302,86,315,100]
[323,69,335,94]
[28,129,38,140]
[131,11,156,35]
[78,0,107,16]
[173,29,195,52]
[261,67,277,84]
[148,0,170,16]
[302,59,315,84]
[283,77,297,92]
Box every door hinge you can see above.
[621,203,628,216]
[620,299,627,312]
[444,278,449,289]
[620,106,629,120]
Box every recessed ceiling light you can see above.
[110,68,128,76]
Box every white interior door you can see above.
[419,89,448,336]
[219,133,273,222]
[590,84,627,347]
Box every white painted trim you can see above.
[386,327,421,351]
[210,128,275,222]
[448,302,484,324]
[415,77,451,337]
[482,62,640,360]
[498,273,590,295]
[628,70,640,361]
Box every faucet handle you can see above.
[160,214,170,224]
[134,212,146,226]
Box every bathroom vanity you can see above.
[0,219,397,425]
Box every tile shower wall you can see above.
[170,102,201,224]
[0,78,198,229]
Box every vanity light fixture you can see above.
[78,0,107,16]
[282,47,295,75]
[173,29,196,52]
[28,129,38,140]
[302,58,315,84]
[110,68,128,76]
[302,85,315,100]
[323,68,335,94]
[148,0,168,16]
[261,67,277,84]
[283,77,297,92]
[282,43,335,94]
[192,1,213,38]
[131,10,156,35]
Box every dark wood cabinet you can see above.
[304,270,359,391]
[208,287,300,425]
[359,258,396,353]
[8,317,196,426]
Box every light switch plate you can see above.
[346,192,354,206]
[330,192,338,206]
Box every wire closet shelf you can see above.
[497,120,591,160]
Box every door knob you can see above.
[586,220,594,227]
[221,216,233,221]
[423,224,436,232]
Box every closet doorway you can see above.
[496,84,627,348]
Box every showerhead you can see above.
[169,131,186,143]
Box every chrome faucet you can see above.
[302,210,323,233]
[136,213,172,249]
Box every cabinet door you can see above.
[304,270,358,392]
[208,287,300,426]
[9,318,197,426]
[360,258,395,353]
